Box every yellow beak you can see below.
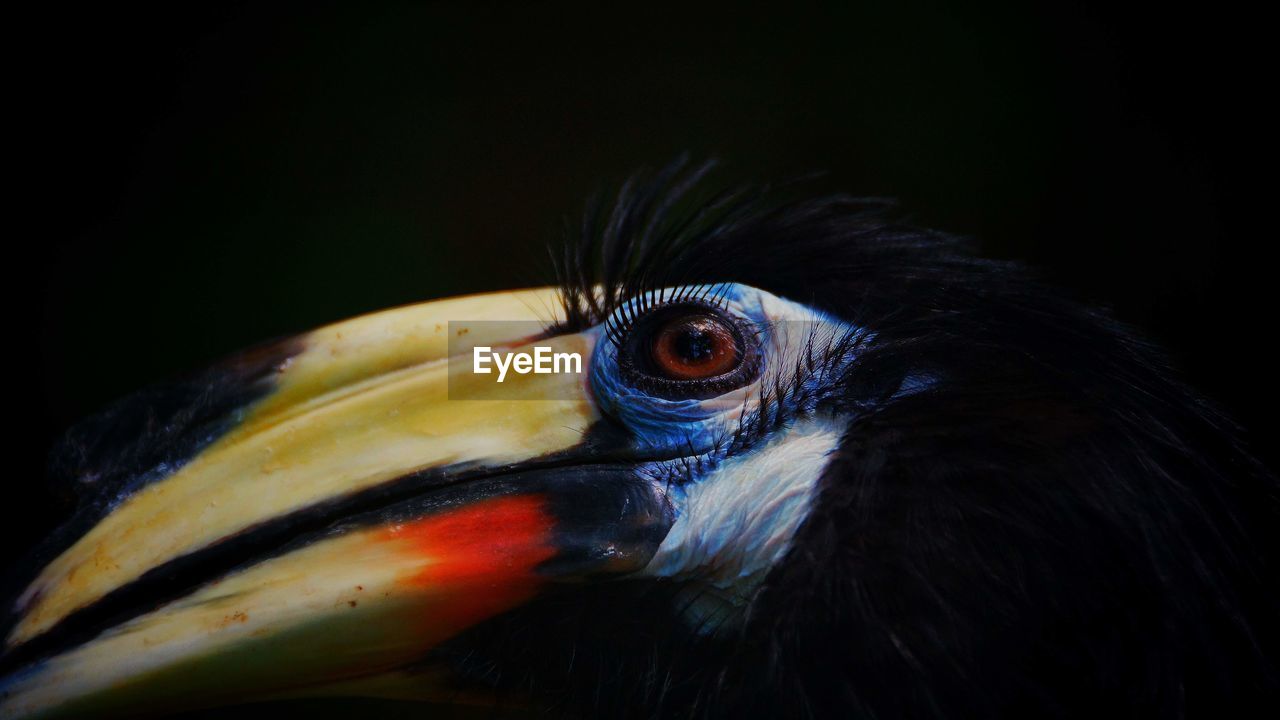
[1,288,672,719]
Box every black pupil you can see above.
[673,323,716,363]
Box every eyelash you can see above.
[603,284,735,350]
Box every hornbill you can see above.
[1,162,1276,719]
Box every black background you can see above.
[6,0,1274,615]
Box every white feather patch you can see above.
[641,417,845,599]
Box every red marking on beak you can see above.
[382,495,557,639]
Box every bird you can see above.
[1,160,1276,719]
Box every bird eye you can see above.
[617,303,761,399]
[650,314,740,380]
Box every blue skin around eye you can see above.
[588,283,922,462]
[589,284,759,457]
[591,363,725,456]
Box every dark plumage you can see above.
[441,161,1280,717]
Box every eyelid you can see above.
[604,284,736,351]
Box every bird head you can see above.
[2,163,1275,718]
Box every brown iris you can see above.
[649,314,741,380]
